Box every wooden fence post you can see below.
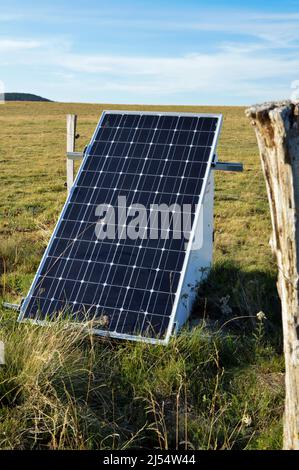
[245,100,299,449]
[66,114,77,194]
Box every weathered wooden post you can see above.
[245,100,299,449]
[66,114,77,194]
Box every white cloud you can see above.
[0,5,298,104]
[0,39,43,51]
[1,6,299,46]
[1,36,298,103]
[45,46,298,97]
[186,11,299,47]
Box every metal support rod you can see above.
[212,161,243,172]
[211,154,243,172]
[3,302,21,311]
[67,151,84,160]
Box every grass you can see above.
[0,102,284,449]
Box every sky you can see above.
[0,0,299,105]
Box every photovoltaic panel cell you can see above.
[19,111,222,344]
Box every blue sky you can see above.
[0,0,299,105]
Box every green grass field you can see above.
[0,102,284,449]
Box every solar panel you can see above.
[18,111,222,344]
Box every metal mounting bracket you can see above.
[212,154,243,172]
[3,297,24,312]
[3,302,21,311]
[66,151,84,161]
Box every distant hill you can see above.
[4,93,52,102]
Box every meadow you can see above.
[0,102,284,449]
